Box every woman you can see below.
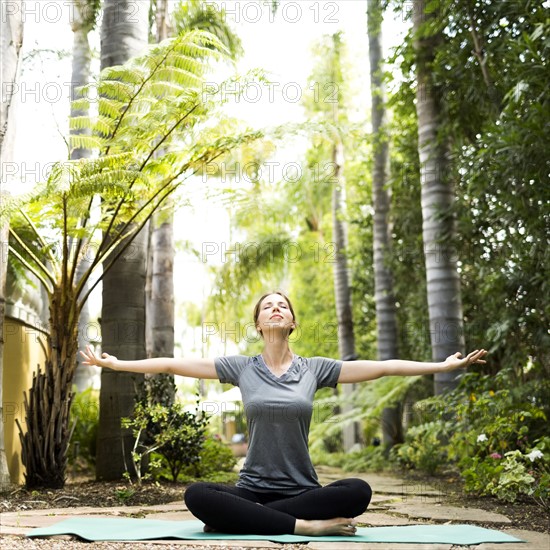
[81,291,487,536]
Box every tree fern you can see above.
[7,29,266,488]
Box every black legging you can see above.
[184,478,372,535]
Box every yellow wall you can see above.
[2,317,48,484]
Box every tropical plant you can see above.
[4,30,262,488]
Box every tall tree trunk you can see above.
[0,0,25,488]
[413,0,465,394]
[70,0,97,391]
[146,213,176,404]
[332,146,355,363]
[367,0,403,450]
[95,0,150,481]
[145,0,176,406]
[329,34,358,452]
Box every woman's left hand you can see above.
[444,349,487,371]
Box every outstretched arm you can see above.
[79,345,219,379]
[338,349,487,383]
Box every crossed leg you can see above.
[184,478,372,535]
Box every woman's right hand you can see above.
[80,345,118,370]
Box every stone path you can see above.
[1,468,548,549]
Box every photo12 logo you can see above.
[200,240,338,265]
[1,1,144,24]
[206,1,340,24]
[202,81,340,105]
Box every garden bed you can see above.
[401,470,550,534]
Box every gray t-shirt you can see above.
[214,354,342,494]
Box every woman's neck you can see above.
[261,338,293,369]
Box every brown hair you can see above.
[253,291,297,336]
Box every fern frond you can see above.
[143,81,189,98]
[96,80,137,102]
[69,115,116,137]
[70,98,91,113]
[151,66,203,88]
[97,97,126,119]
[101,65,146,86]
[0,192,35,224]
[77,152,136,176]
[68,134,106,152]
[69,170,146,201]
[166,54,205,77]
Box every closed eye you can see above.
[262,301,288,309]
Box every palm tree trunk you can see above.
[70,0,97,391]
[332,142,359,450]
[0,0,25,488]
[328,33,358,451]
[144,0,176,406]
[146,214,176,404]
[367,0,403,450]
[332,145,355,362]
[95,0,150,481]
[413,0,465,394]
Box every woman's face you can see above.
[256,293,295,335]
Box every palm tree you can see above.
[367,0,402,449]
[94,0,150,482]
[412,0,465,393]
[0,0,25,488]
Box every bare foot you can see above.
[294,518,357,536]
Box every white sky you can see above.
[8,0,408,356]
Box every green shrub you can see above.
[391,421,450,475]
[152,404,209,481]
[461,455,505,496]
[462,444,549,508]
[311,446,390,473]
[392,369,549,506]
[344,446,388,472]
[183,437,237,477]
[122,400,209,484]
[68,387,99,472]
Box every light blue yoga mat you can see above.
[27,517,525,544]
